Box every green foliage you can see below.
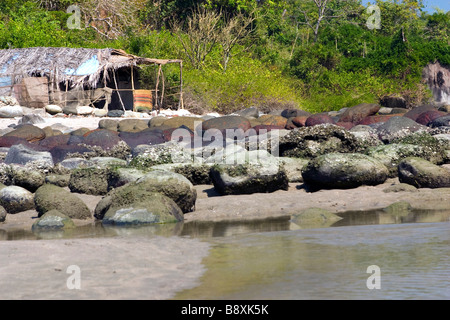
[0,0,448,114]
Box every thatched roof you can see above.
[0,47,181,89]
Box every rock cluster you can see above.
[0,100,448,229]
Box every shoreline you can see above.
[2,179,449,235]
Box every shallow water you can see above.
[175,221,450,300]
[1,208,449,300]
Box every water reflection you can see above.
[0,208,449,241]
[174,222,450,300]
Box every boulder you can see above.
[4,144,54,167]
[305,113,335,127]
[150,163,213,185]
[281,109,311,119]
[49,144,93,164]
[0,206,6,222]
[429,115,450,128]
[3,124,46,143]
[403,105,437,121]
[366,143,445,177]
[376,116,428,143]
[130,142,194,168]
[278,124,361,159]
[291,116,309,127]
[358,114,397,125]
[209,150,289,195]
[235,107,259,118]
[200,115,251,134]
[45,104,63,115]
[18,114,46,125]
[98,119,119,131]
[415,110,446,126]
[45,174,70,187]
[339,103,380,123]
[379,95,407,109]
[107,110,124,118]
[279,157,309,183]
[117,119,149,133]
[0,186,35,213]
[291,207,342,228]
[68,167,109,196]
[34,184,92,219]
[119,129,166,149]
[0,136,29,148]
[398,157,450,188]
[38,135,71,149]
[82,129,123,150]
[255,114,288,127]
[101,193,184,226]
[133,170,197,213]
[0,105,23,118]
[107,167,146,190]
[302,153,389,190]
[31,210,75,231]
[162,116,204,132]
[8,165,45,192]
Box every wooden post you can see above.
[179,61,184,110]
[113,70,126,111]
[131,65,135,112]
[160,68,165,109]
[155,64,161,114]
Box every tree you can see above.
[295,0,360,43]
[172,6,222,69]
[219,10,257,71]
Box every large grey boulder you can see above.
[209,150,289,195]
[34,184,92,219]
[366,143,444,177]
[4,144,54,167]
[398,157,450,188]
[302,153,389,190]
[376,116,428,143]
[278,124,361,159]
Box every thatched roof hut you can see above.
[0,47,183,111]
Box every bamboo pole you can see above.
[155,64,162,114]
[113,70,126,111]
[179,61,184,109]
[160,68,165,109]
[131,65,135,112]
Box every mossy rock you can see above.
[34,184,91,219]
[95,169,196,217]
[291,208,342,228]
[383,201,412,216]
[8,165,45,192]
[278,124,362,159]
[102,193,183,226]
[31,209,75,230]
[398,157,450,188]
[68,167,109,195]
[45,174,71,187]
[366,143,443,178]
[302,153,389,190]
[150,163,213,185]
